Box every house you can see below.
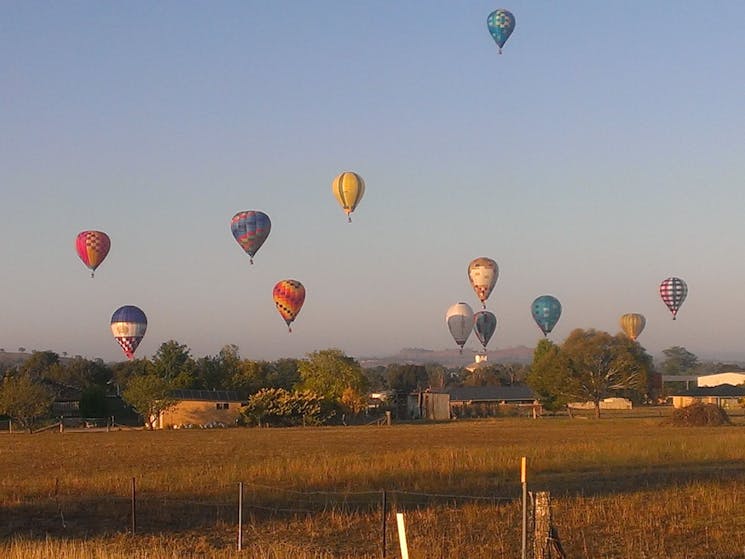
[157,389,248,429]
[669,384,745,409]
[447,385,539,418]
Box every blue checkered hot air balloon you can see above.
[487,9,516,54]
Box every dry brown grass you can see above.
[2,411,745,558]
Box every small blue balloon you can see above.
[487,9,516,53]
[531,295,561,336]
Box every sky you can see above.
[2,2,745,364]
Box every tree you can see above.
[386,364,429,394]
[150,341,196,388]
[526,339,574,413]
[297,349,368,413]
[463,364,511,387]
[19,350,60,379]
[0,373,55,432]
[527,330,652,417]
[121,374,176,430]
[561,329,651,418]
[661,346,699,375]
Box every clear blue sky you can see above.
[2,2,744,363]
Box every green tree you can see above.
[121,374,176,430]
[562,329,651,418]
[19,350,60,379]
[386,364,429,393]
[297,349,368,413]
[79,384,110,418]
[661,346,699,375]
[0,373,55,432]
[526,339,574,412]
[150,341,195,388]
[241,388,327,427]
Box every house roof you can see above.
[447,385,537,403]
[169,389,247,402]
[670,384,745,398]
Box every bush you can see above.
[671,402,731,426]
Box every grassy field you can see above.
[2,411,745,558]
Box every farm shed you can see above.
[669,384,745,409]
[407,391,451,421]
[447,385,539,418]
[568,397,633,411]
[157,389,248,429]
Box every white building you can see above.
[697,373,745,387]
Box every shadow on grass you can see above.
[3,457,745,542]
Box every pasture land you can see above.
[2,413,745,558]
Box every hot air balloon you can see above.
[487,9,515,54]
[75,230,111,278]
[659,277,687,320]
[331,171,365,222]
[531,295,562,336]
[446,302,474,353]
[473,310,497,351]
[273,280,305,332]
[110,305,147,360]
[231,211,271,264]
[620,313,646,341]
[467,257,499,308]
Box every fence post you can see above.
[381,489,387,558]
[237,482,243,551]
[396,513,409,559]
[521,456,527,559]
[131,477,137,535]
[534,491,566,559]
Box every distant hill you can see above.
[359,346,534,368]
[0,351,31,366]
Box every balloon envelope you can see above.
[75,230,111,277]
[487,9,515,53]
[659,277,687,320]
[620,313,646,341]
[331,171,365,221]
[531,295,562,336]
[110,305,147,360]
[473,310,497,350]
[446,302,474,351]
[467,257,499,308]
[273,280,306,331]
[231,211,271,263]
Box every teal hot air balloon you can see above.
[531,295,561,336]
[487,9,515,54]
[473,310,497,351]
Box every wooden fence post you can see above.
[533,491,566,559]
[381,489,387,558]
[131,477,137,535]
[237,482,243,551]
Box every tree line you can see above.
[1,329,738,430]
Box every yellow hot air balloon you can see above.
[620,313,646,341]
[331,171,365,222]
[467,257,498,308]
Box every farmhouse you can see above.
[157,389,248,429]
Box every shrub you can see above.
[671,402,731,426]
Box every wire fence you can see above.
[4,477,520,553]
